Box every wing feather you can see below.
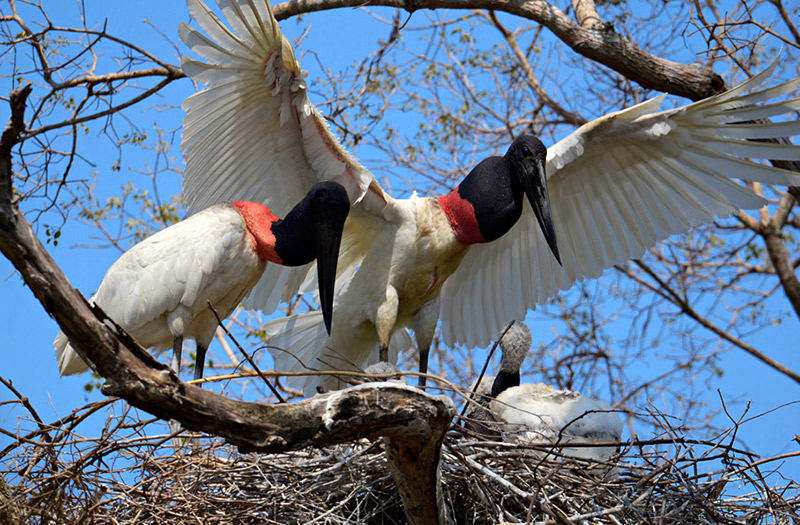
[707,96,800,121]
[181,0,374,214]
[181,0,388,311]
[441,64,800,348]
[704,120,800,140]
[508,231,524,317]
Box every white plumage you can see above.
[54,204,265,376]
[492,383,623,463]
[463,323,623,464]
[361,361,405,384]
[54,180,351,380]
[179,0,800,397]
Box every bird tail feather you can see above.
[53,332,91,376]
[265,311,411,397]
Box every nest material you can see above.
[2,400,799,525]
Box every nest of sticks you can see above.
[2,392,799,525]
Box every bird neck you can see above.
[233,200,322,267]
[438,156,523,245]
[232,201,283,264]
[490,370,520,398]
[270,197,322,267]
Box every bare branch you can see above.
[487,11,587,127]
[760,208,800,321]
[570,0,603,30]
[273,0,725,100]
[621,259,800,385]
[768,0,800,45]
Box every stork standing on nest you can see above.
[54,181,350,385]
[179,0,800,397]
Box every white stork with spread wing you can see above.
[180,0,800,396]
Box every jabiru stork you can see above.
[53,181,350,382]
[179,0,800,396]
[463,322,623,466]
[463,321,531,438]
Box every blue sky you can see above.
[2,0,799,485]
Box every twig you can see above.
[206,300,286,403]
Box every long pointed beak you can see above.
[522,158,561,265]
[314,219,346,336]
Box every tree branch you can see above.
[760,196,800,322]
[0,85,31,181]
[622,260,800,385]
[570,0,603,30]
[272,0,724,100]
[487,11,587,127]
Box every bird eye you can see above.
[522,145,530,155]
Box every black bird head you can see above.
[308,181,351,336]
[506,135,561,265]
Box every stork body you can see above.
[305,196,468,383]
[54,182,350,381]
[266,138,557,393]
[179,0,800,397]
[492,383,623,463]
[463,323,622,465]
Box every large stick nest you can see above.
[1,396,798,524]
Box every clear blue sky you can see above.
[1,0,798,484]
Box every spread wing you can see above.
[440,62,800,348]
[180,0,393,312]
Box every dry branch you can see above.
[571,0,603,30]
[272,0,724,100]
[2,400,798,524]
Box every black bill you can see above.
[522,157,561,265]
[313,199,349,335]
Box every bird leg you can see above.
[375,286,399,363]
[170,334,183,377]
[194,342,207,383]
[417,347,429,388]
[413,298,439,389]
[169,335,183,439]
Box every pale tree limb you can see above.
[0,87,453,525]
[571,0,603,30]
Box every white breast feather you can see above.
[492,383,623,462]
